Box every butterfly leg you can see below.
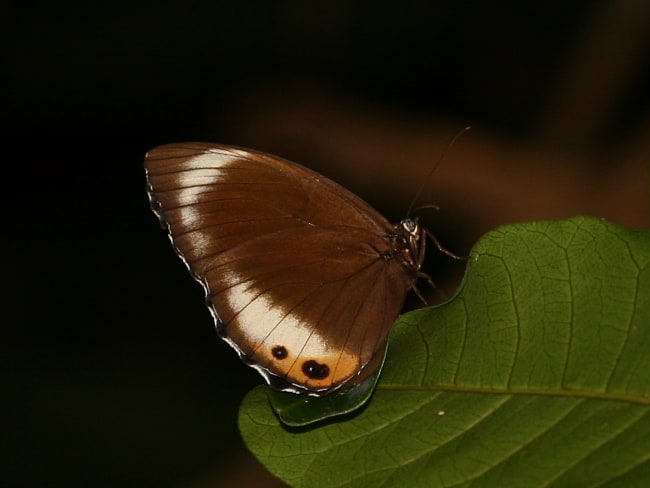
[424,228,466,260]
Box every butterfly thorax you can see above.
[383,217,424,276]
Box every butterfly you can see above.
[145,143,433,396]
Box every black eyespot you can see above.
[302,360,330,380]
[271,345,288,360]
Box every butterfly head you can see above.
[382,217,424,275]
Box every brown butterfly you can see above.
[145,143,433,396]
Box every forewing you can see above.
[145,143,412,393]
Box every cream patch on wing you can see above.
[165,153,239,260]
[221,270,327,353]
[184,151,239,172]
[219,269,361,389]
[162,151,237,194]
[171,185,216,207]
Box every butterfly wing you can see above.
[145,143,413,394]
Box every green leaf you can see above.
[239,216,650,487]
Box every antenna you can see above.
[404,126,471,219]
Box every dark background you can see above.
[3,1,649,487]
